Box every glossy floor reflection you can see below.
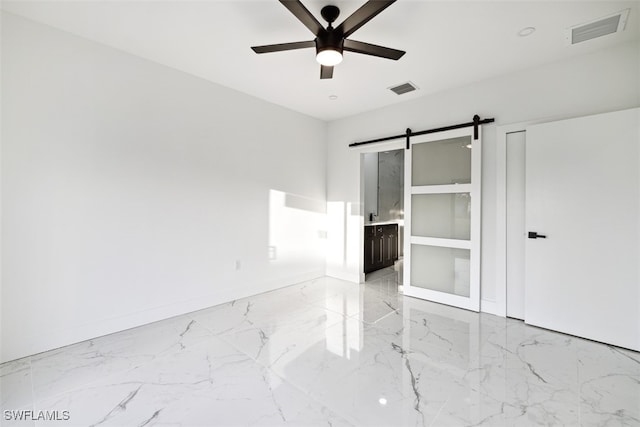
[1,273,639,426]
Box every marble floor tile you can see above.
[262,315,487,426]
[1,274,639,426]
[33,335,351,427]
[312,284,402,325]
[364,267,402,296]
[30,315,213,402]
[0,358,33,412]
[218,306,346,369]
[1,362,35,427]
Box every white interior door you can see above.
[403,127,481,312]
[525,108,640,351]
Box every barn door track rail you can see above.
[348,115,495,149]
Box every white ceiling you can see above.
[2,0,639,121]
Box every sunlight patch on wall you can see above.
[268,190,326,272]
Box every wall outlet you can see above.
[268,246,277,261]
[234,260,241,271]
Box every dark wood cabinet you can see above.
[364,223,399,274]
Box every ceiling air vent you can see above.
[567,9,629,45]
[389,82,418,95]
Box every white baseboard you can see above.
[325,268,360,284]
[480,299,505,317]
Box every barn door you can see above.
[403,127,481,312]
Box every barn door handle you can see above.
[528,231,547,239]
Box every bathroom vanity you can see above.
[364,223,399,274]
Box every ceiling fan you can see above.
[251,0,406,79]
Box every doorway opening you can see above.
[362,149,404,286]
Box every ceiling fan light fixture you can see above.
[316,48,343,66]
[251,1,405,79]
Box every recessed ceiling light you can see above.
[329,95,338,100]
[518,27,536,37]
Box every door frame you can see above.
[495,116,576,317]
[496,120,545,317]
[357,140,404,283]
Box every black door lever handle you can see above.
[528,231,547,239]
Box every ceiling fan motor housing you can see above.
[316,29,344,55]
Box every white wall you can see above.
[326,40,640,312]
[1,13,327,363]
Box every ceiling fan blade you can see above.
[343,39,405,60]
[335,0,396,38]
[279,0,325,36]
[320,65,334,79]
[251,40,315,54]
